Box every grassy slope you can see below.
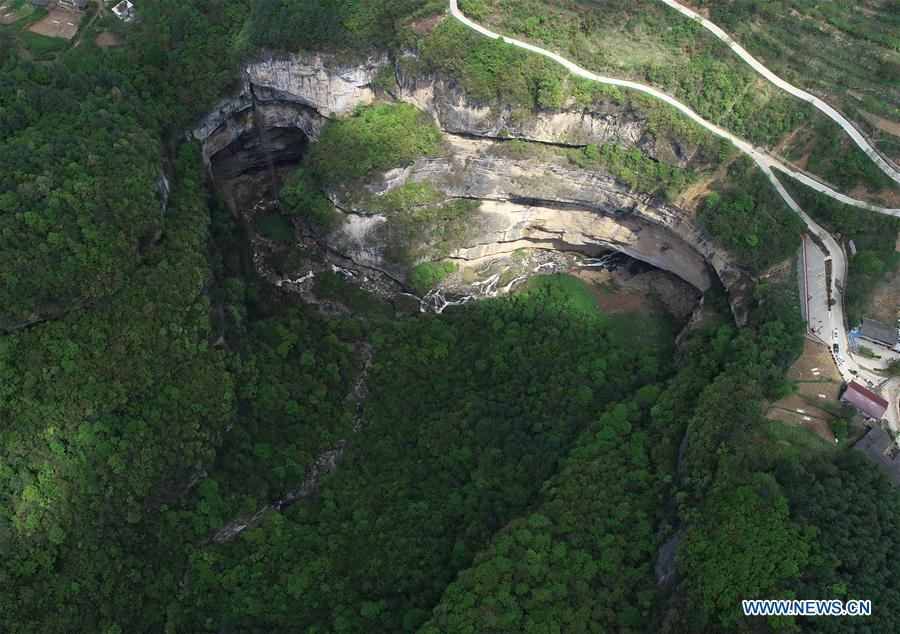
[456,0,899,202]
[699,0,900,159]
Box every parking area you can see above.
[26,5,82,40]
[802,235,830,343]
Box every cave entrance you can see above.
[208,124,311,218]
[209,126,310,183]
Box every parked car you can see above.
[833,328,839,340]
[833,343,839,354]
[866,379,876,388]
[838,356,846,365]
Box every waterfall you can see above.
[155,171,171,216]
[419,251,625,314]
[249,85,279,200]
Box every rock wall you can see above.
[190,54,385,170]
[331,134,748,315]
[192,52,707,171]
[392,59,700,169]
[191,52,751,321]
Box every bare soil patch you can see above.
[767,339,843,441]
[580,272,644,314]
[785,338,842,383]
[858,108,900,137]
[95,30,119,47]
[773,126,803,154]
[27,6,82,40]
[576,266,700,319]
[850,182,900,208]
[768,405,836,442]
[410,15,443,36]
[676,162,731,212]
[776,393,834,421]
[0,0,21,24]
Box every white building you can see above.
[111,0,133,21]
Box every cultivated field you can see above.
[27,5,81,40]
[767,338,846,441]
[0,0,22,25]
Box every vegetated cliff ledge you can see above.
[191,53,752,321]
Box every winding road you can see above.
[448,1,898,219]
[657,0,900,187]
[448,0,899,426]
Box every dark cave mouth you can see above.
[208,125,311,182]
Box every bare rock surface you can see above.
[192,53,751,321]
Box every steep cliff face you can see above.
[392,61,699,169]
[331,134,748,310]
[192,53,751,320]
[193,53,703,170]
[191,55,385,171]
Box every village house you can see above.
[854,425,900,487]
[858,318,900,351]
[111,0,133,20]
[841,380,889,420]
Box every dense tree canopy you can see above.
[2,2,899,633]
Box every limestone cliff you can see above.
[193,52,707,172]
[392,59,701,169]
[192,53,752,321]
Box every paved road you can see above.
[448,1,899,219]
[658,0,900,187]
[448,0,900,425]
[801,236,829,342]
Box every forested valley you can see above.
[2,1,900,632]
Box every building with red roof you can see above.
[841,381,889,420]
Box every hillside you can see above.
[1,1,899,632]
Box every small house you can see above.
[853,426,900,487]
[859,318,900,350]
[111,0,133,20]
[841,380,889,420]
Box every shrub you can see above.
[408,260,457,293]
[831,418,849,441]
[307,103,442,190]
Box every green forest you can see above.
[2,0,899,632]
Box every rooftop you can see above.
[853,426,900,487]
[859,318,899,347]
[841,381,889,420]
[112,0,134,17]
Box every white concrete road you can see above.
[448,0,899,426]
[448,1,899,219]
[801,236,829,343]
[657,0,900,187]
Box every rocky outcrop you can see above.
[247,54,387,116]
[192,52,752,320]
[192,52,708,171]
[329,134,750,318]
[393,58,699,168]
[190,54,386,175]
[192,54,384,139]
